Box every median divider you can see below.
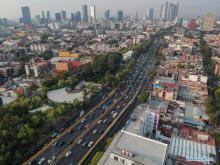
[22,89,116,165]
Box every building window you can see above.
[120,159,125,163]
[114,156,118,161]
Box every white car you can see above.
[65,151,72,157]
[93,129,98,134]
[97,120,102,124]
[77,139,83,144]
[38,158,46,165]
[88,141,94,147]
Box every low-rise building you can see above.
[0,62,21,78]
[25,59,51,77]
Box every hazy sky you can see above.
[0,0,219,20]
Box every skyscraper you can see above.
[90,5,96,22]
[104,10,110,21]
[21,6,31,24]
[160,4,166,21]
[203,13,215,32]
[61,10,67,22]
[117,10,124,22]
[167,3,179,21]
[164,1,169,21]
[82,5,88,22]
[147,8,154,21]
[46,11,51,22]
[0,19,3,26]
[75,11,81,23]
[55,13,62,22]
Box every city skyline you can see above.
[0,0,220,20]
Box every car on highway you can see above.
[65,151,72,157]
[28,160,37,165]
[77,139,83,144]
[50,131,59,139]
[88,141,94,147]
[59,127,65,133]
[81,118,86,123]
[38,158,46,165]
[58,141,65,147]
[103,119,108,124]
[82,141,88,147]
[52,141,59,147]
[97,120,102,124]
[47,156,55,164]
[112,112,118,119]
[93,129,98,134]
[85,123,91,129]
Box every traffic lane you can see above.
[58,124,107,165]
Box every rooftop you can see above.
[98,130,168,165]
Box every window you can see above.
[120,159,125,163]
[114,156,119,161]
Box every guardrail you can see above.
[22,89,116,165]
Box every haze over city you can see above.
[0,0,220,19]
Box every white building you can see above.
[90,5,96,22]
[98,130,168,165]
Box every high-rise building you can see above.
[42,11,45,20]
[55,13,62,22]
[160,1,178,22]
[46,11,51,22]
[104,10,110,21]
[164,1,169,21]
[0,18,3,26]
[2,18,8,26]
[160,4,166,21]
[71,13,75,23]
[147,8,154,20]
[75,11,81,23]
[21,6,31,24]
[203,13,215,32]
[82,5,88,22]
[35,15,41,25]
[61,10,67,22]
[168,3,175,21]
[117,10,123,22]
[90,5,96,22]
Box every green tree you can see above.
[90,152,104,165]
[17,124,34,144]
[138,90,149,103]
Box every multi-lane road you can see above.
[25,37,159,165]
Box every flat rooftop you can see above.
[123,104,147,136]
[98,130,168,165]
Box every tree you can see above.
[39,50,54,60]
[72,99,82,109]
[90,152,104,165]
[138,90,149,103]
[17,124,34,144]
